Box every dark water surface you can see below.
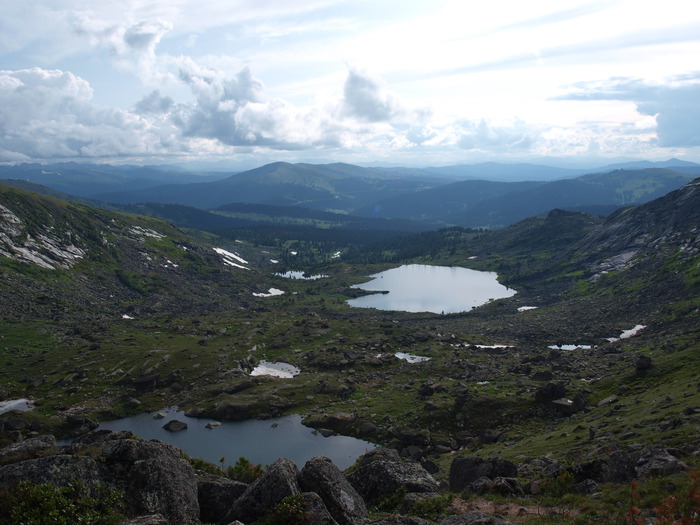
[94,409,375,469]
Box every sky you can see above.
[1,0,700,168]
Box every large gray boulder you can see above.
[0,435,57,461]
[196,471,248,525]
[299,456,368,525]
[100,439,200,524]
[449,456,518,492]
[346,448,439,504]
[0,454,106,494]
[297,492,340,524]
[226,457,301,523]
[635,447,688,478]
[571,449,640,483]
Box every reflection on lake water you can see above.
[348,264,516,313]
[93,410,375,469]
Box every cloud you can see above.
[134,90,175,114]
[0,68,169,161]
[456,120,535,152]
[559,72,700,147]
[342,68,401,122]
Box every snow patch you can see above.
[0,398,34,414]
[253,288,285,297]
[250,360,300,378]
[276,271,328,280]
[395,352,430,363]
[518,306,538,312]
[214,247,249,269]
[607,324,646,342]
[129,226,165,240]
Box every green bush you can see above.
[0,481,124,525]
[257,494,306,525]
[411,493,455,520]
[226,456,265,483]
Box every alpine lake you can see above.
[87,264,515,469]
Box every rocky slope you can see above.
[0,430,694,524]
[0,183,272,320]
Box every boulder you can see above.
[517,457,562,479]
[534,383,566,402]
[297,492,340,524]
[0,434,57,461]
[69,429,135,449]
[162,419,187,432]
[468,477,495,494]
[449,456,518,492]
[531,370,553,381]
[101,439,200,524]
[492,477,524,496]
[298,456,368,525]
[0,454,106,494]
[635,355,652,371]
[635,447,688,478]
[440,512,515,525]
[478,429,503,445]
[226,457,301,523]
[196,471,247,525]
[572,479,599,494]
[571,449,640,483]
[347,449,438,504]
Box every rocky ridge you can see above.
[0,431,695,524]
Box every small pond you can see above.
[93,410,375,470]
[347,264,516,314]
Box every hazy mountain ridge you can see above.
[0,162,230,198]
[2,160,698,231]
[355,167,696,228]
[94,161,438,211]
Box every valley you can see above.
[0,169,699,524]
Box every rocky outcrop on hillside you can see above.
[576,178,700,278]
[0,430,694,524]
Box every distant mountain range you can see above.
[1,159,698,229]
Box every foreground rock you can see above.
[195,471,247,524]
[299,456,369,525]
[0,433,199,524]
[346,448,439,504]
[225,457,301,524]
[1,431,692,525]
